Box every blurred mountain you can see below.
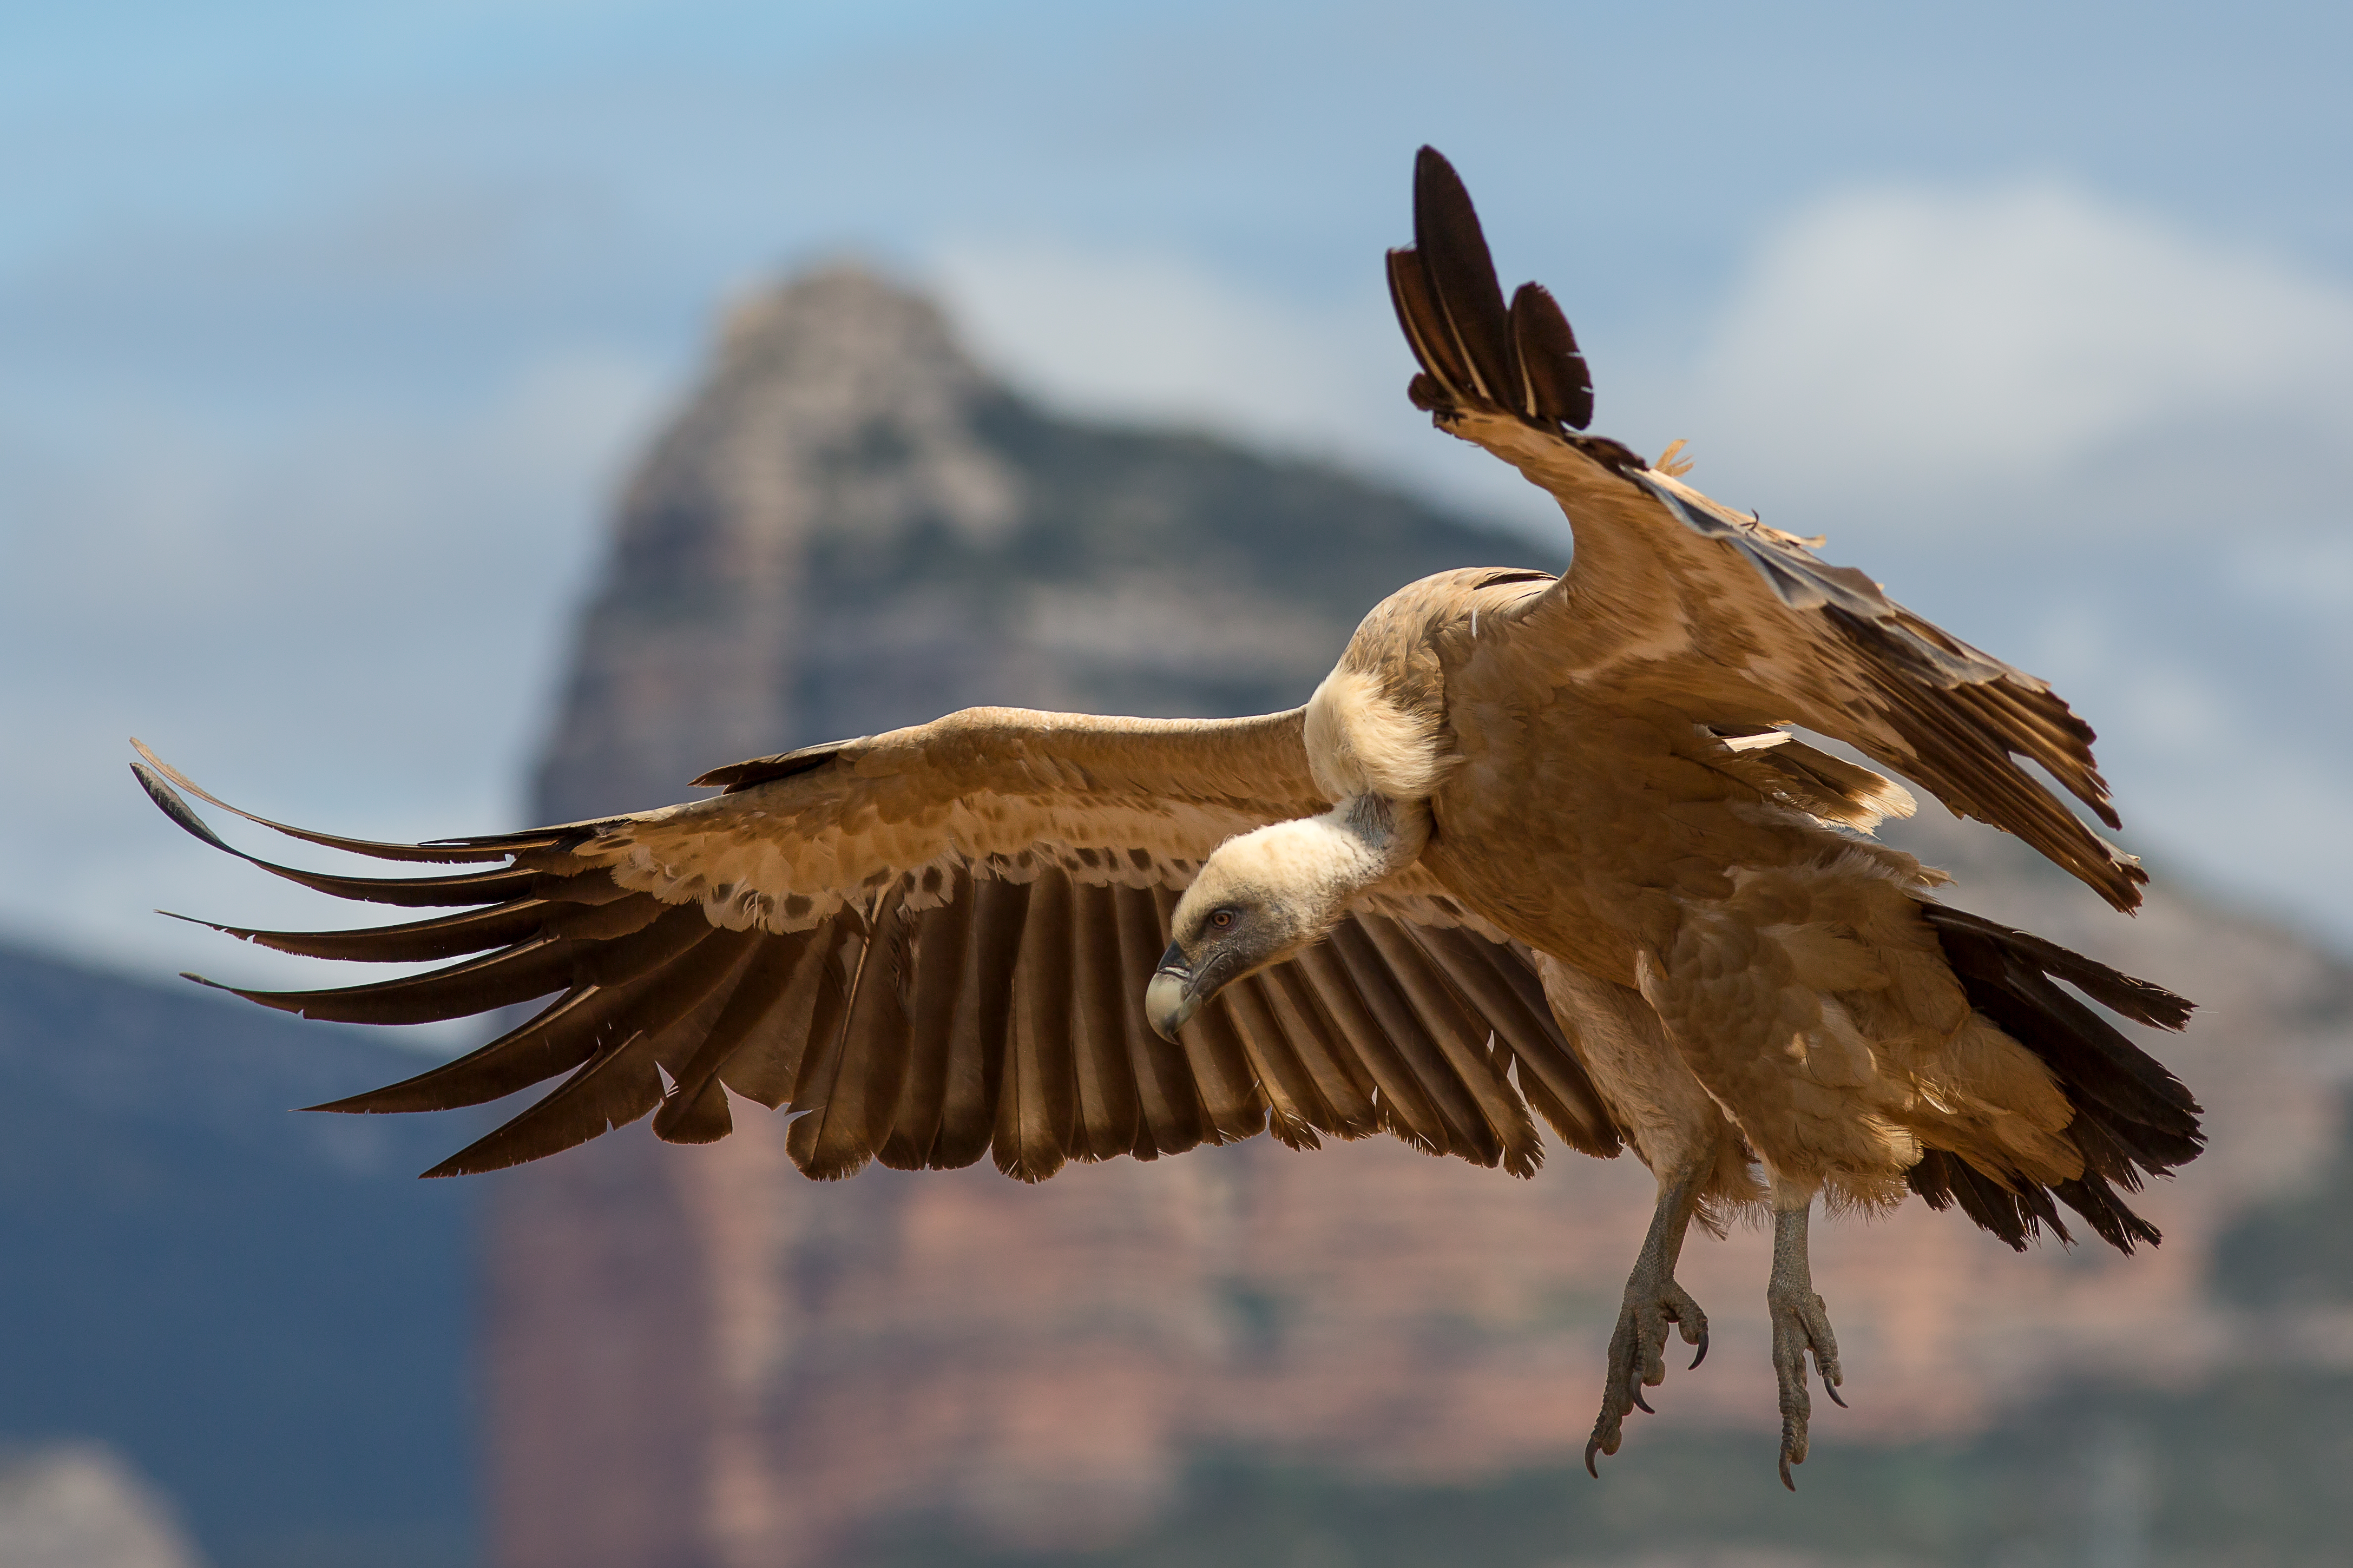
[0,944,476,1568]
[489,266,2353,1568]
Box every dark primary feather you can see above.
[162,901,556,964]
[872,868,978,1168]
[1508,282,1594,430]
[135,762,546,907]
[1387,148,1628,462]
[133,740,553,864]
[425,926,765,1178]
[1410,145,1516,407]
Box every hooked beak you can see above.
[1145,941,1198,1041]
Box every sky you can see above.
[4,0,2350,996]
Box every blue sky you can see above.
[5,0,2350,985]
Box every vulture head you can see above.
[1147,793,1430,1040]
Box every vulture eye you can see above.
[1211,909,1237,929]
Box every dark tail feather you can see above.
[2052,1174,2166,1253]
[1908,1148,2072,1252]
[1916,904,2203,1256]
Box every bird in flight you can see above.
[137,147,2200,1487]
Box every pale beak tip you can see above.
[1144,967,1194,1042]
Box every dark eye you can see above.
[1211,909,1235,929]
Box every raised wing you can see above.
[134,713,1620,1182]
[1388,147,2144,912]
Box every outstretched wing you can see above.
[134,713,1619,1182]
[1388,147,2143,912]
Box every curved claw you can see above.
[1589,1240,1710,1476]
[1768,1277,1839,1494]
[1688,1326,1710,1371]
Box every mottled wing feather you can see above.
[1388,147,2144,911]
[139,706,1623,1181]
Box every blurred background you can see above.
[2,3,2350,1565]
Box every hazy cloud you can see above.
[0,346,670,979]
[1683,181,2353,514]
[926,238,1568,533]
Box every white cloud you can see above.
[1681,181,2353,500]
[928,240,1382,442]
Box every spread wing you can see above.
[134,714,1620,1182]
[1389,147,2144,912]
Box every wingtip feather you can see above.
[1409,146,1514,407]
[1507,281,1595,430]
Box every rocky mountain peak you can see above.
[713,263,982,404]
[652,263,1023,554]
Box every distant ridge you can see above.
[0,942,476,1568]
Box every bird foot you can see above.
[1584,1262,1708,1475]
[1768,1278,1843,1491]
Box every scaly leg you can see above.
[1767,1192,1845,1490]
[1585,1167,1710,1475]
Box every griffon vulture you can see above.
[135,147,2201,1486]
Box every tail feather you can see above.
[1908,1148,2072,1251]
[1915,903,2201,1255]
[2052,1174,2166,1253]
